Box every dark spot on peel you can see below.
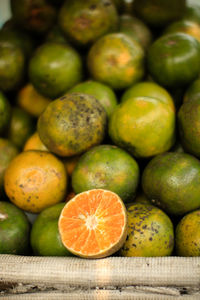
[60,96,67,100]
[90,4,97,10]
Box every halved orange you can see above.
[58,189,128,258]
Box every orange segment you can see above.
[58,189,128,258]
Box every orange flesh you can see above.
[59,189,126,257]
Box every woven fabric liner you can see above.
[0,255,200,299]
[1,291,200,300]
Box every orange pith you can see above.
[58,189,128,258]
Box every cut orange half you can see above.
[58,189,128,258]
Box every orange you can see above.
[87,33,145,90]
[109,96,175,158]
[120,203,174,257]
[31,203,73,256]
[176,209,200,256]
[164,20,200,43]
[58,189,128,258]
[62,155,80,177]
[121,81,175,109]
[23,132,49,152]
[4,150,67,213]
[17,83,51,118]
[0,201,30,254]
[37,93,107,157]
[7,107,34,149]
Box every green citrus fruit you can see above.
[37,93,107,157]
[7,107,35,149]
[72,144,139,202]
[0,201,30,254]
[119,14,152,49]
[121,81,175,109]
[0,42,25,92]
[29,42,83,99]
[176,209,200,256]
[147,33,200,88]
[0,138,19,195]
[133,0,186,27]
[183,78,200,103]
[31,203,72,256]
[142,152,200,215]
[45,25,68,44]
[0,28,35,58]
[59,0,118,47]
[164,19,200,42]
[109,96,175,158]
[69,80,117,118]
[0,91,11,134]
[133,193,151,205]
[120,203,174,257]
[178,98,200,158]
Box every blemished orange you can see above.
[58,189,128,258]
[4,150,67,213]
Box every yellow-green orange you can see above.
[109,96,175,158]
[31,203,73,256]
[178,98,200,158]
[72,145,139,202]
[164,20,200,42]
[37,93,107,157]
[4,150,67,213]
[87,33,145,90]
[121,81,175,109]
[120,203,174,257]
[176,209,200,256]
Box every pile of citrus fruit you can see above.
[0,0,200,258]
